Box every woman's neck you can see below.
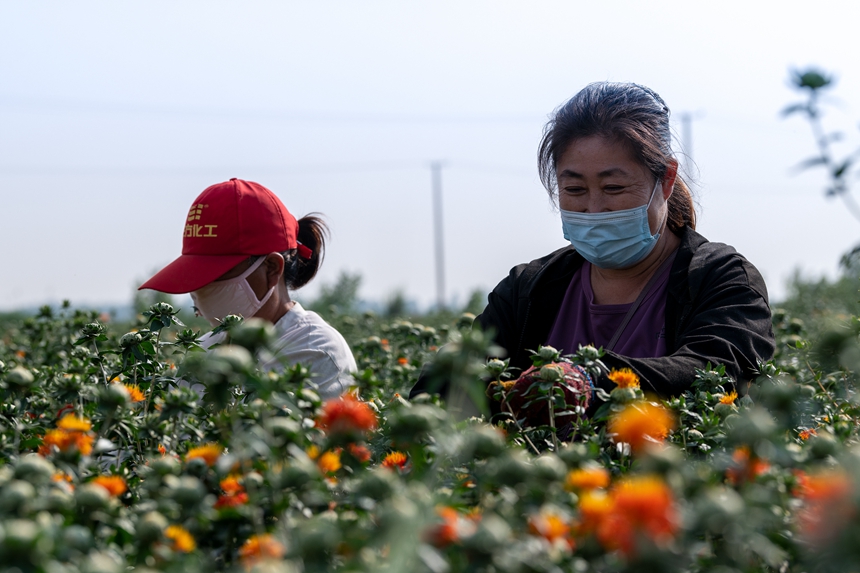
[590,228,681,305]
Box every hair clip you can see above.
[297,242,313,260]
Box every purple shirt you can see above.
[545,253,677,358]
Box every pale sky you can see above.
[3,1,860,312]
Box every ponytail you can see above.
[667,176,696,232]
[282,214,328,290]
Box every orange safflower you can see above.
[795,469,854,548]
[215,491,249,509]
[91,475,127,497]
[220,476,244,494]
[57,414,92,432]
[316,395,378,436]
[381,451,409,471]
[347,443,372,463]
[165,525,196,552]
[719,391,738,406]
[565,467,610,491]
[317,450,342,474]
[596,475,677,558]
[426,507,477,548]
[239,534,285,565]
[214,475,249,509]
[608,402,675,453]
[15,350,26,359]
[397,356,409,365]
[185,443,222,466]
[608,368,640,389]
[427,507,461,547]
[39,426,94,456]
[726,446,770,485]
[158,444,167,455]
[529,509,574,549]
[799,428,817,441]
[576,490,613,535]
[122,383,145,402]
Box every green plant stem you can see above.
[501,397,541,456]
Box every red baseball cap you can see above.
[139,179,298,294]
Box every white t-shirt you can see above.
[199,302,356,399]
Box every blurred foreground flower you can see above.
[425,507,477,548]
[726,446,770,485]
[795,469,854,548]
[529,508,575,550]
[215,476,249,509]
[381,451,409,472]
[565,466,610,491]
[165,525,196,552]
[608,402,675,453]
[316,394,378,437]
[185,443,223,466]
[597,475,677,558]
[239,534,286,567]
[39,414,95,456]
[92,475,127,497]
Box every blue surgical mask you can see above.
[560,180,663,269]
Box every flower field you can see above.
[2,301,860,572]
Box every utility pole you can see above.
[431,161,446,310]
[679,112,703,176]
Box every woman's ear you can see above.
[662,160,679,200]
[264,253,285,289]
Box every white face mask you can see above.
[190,257,276,326]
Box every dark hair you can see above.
[537,82,696,232]
[281,214,328,290]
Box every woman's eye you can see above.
[563,187,586,195]
[604,185,625,193]
[192,306,201,317]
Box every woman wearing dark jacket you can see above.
[411,82,774,405]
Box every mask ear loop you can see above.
[646,177,670,239]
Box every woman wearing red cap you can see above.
[140,178,356,399]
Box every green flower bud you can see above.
[171,476,205,506]
[6,366,35,388]
[75,483,110,510]
[355,469,398,501]
[137,511,168,543]
[456,313,476,330]
[44,489,74,513]
[463,425,506,459]
[461,514,512,553]
[230,318,276,352]
[2,519,38,554]
[532,454,566,482]
[81,550,124,573]
[119,332,143,348]
[62,525,93,552]
[80,323,106,338]
[539,364,564,382]
[100,384,131,409]
[265,417,301,442]
[150,302,174,315]
[610,387,638,404]
[0,480,36,513]
[149,456,180,476]
[538,346,560,362]
[14,454,55,484]
[714,402,738,418]
[810,433,839,459]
